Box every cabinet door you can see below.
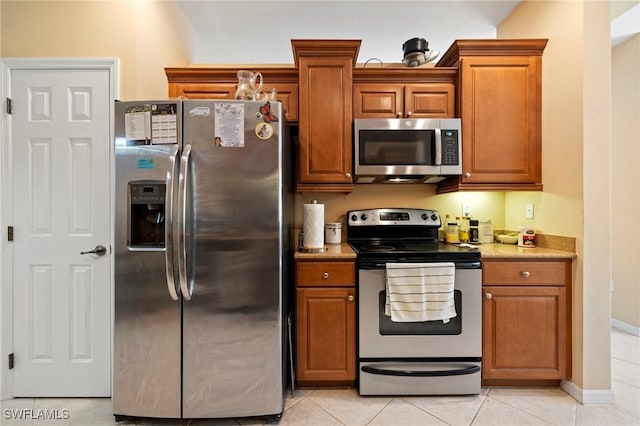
[353,84,403,118]
[483,285,567,379]
[296,287,355,382]
[298,56,353,190]
[404,83,455,118]
[270,83,299,123]
[459,56,542,186]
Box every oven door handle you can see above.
[361,364,480,377]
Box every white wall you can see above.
[612,34,640,330]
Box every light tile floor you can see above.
[1,328,637,426]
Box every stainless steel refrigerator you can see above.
[113,100,292,420]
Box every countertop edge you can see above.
[292,243,576,260]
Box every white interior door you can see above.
[11,68,112,396]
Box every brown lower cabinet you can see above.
[295,260,355,385]
[482,259,572,383]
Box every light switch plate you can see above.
[525,203,534,219]
[462,204,471,217]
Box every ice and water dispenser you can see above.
[129,182,166,249]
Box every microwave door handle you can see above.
[434,128,442,166]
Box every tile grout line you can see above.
[400,396,457,426]
[481,390,563,426]
[303,396,347,426]
[469,390,492,426]
[363,397,395,426]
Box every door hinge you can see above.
[6,98,12,115]
[8,353,14,370]
[7,226,13,241]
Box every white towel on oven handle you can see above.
[385,262,456,323]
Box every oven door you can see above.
[357,264,482,395]
[358,267,481,358]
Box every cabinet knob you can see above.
[323,272,329,279]
[485,292,493,299]
[464,172,471,178]
[396,112,402,118]
[406,111,413,117]
[348,295,354,302]
[345,173,352,179]
[521,271,530,278]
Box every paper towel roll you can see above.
[302,201,324,249]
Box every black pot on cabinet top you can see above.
[402,37,428,56]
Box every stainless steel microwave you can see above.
[353,118,462,183]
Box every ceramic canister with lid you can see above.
[325,222,342,244]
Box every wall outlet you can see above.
[525,203,534,219]
[462,203,471,217]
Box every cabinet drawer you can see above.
[483,260,568,286]
[296,262,355,287]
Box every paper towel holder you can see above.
[299,200,326,253]
[298,231,327,253]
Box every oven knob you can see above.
[360,213,368,221]
[421,213,428,220]
[431,214,438,221]
[351,214,358,222]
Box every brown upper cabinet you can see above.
[435,39,548,193]
[293,40,361,193]
[165,68,299,123]
[353,83,454,118]
[352,67,457,119]
[166,38,548,194]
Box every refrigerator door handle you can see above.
[165,146,180,301]
[178,144,193,300]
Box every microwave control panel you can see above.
[441,130,459,165]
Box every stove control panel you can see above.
[348,208,441,227]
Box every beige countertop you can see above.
[294,243,356,260]
[473,242,576,259]
[294,242,575,260]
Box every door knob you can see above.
[80,245,107,256]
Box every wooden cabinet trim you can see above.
[292,39,361,67]
[165,67,298,84]
[437,39,549,67]
[353,67,458,84]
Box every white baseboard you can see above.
[612,318,640,336]
[561,380,615,404]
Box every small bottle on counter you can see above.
[446,221,459,243]
[459,216,470,243]
[440,214,451,241]
[469,219,479,243]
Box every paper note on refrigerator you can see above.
[151,104,178,145]
[214,103,245,147]
[125,110,151,142]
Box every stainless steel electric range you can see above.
[347,208,482,396]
